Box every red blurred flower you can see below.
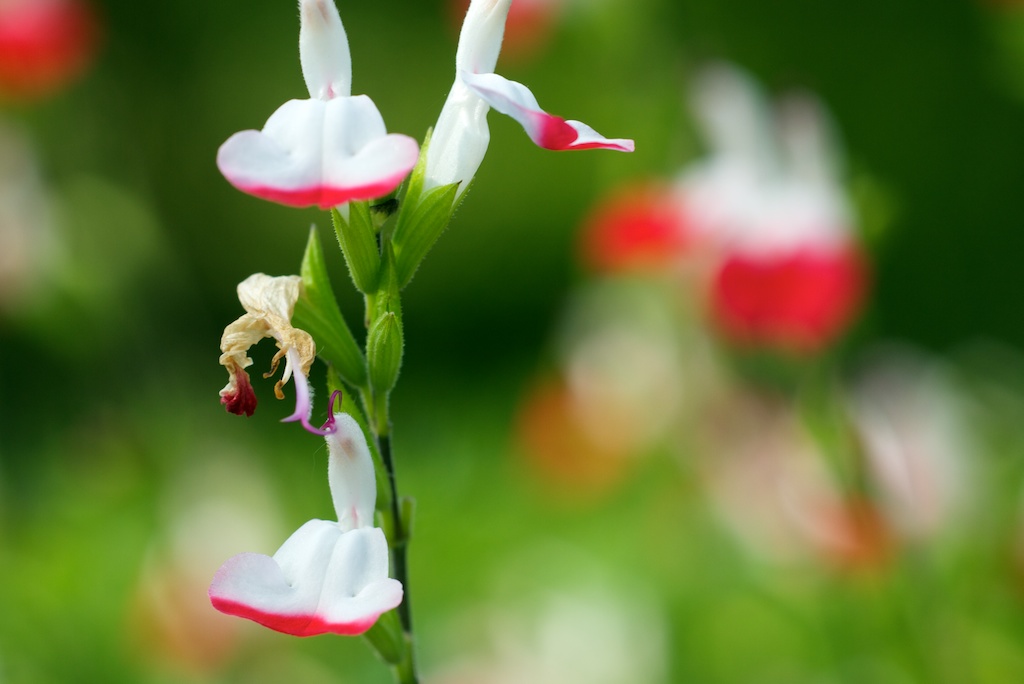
[0,0,98,100]
[580,183,693,274]
[710,244,867,353]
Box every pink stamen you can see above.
[281,349,338,436]
[319,390,343,432]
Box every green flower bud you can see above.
[367,311,404,394]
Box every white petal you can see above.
[461,71,634,152]
[299,0,352,99]
[209,521,401,636]
[775,92,844,189]
[424,78,491,193]
[325,413,378,532]
[217,97,419,209]
[319,527,403,627]
[690,63,778,173]
[455,0,512,74]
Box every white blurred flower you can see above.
[0,120,57,314]
[848,349,973,540]
[559,279,687,456]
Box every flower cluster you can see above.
[581,64,866,354]
[207,0,632,661]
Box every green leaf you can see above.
[293,227,368,388]
[332,203,381,294]
[374,241,403,324]
[392,182,460,289]
[391,128,461,288]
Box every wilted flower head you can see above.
[218,273,329,435]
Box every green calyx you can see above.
[293,227,368,388]
[391,129,461,289]
[333,202,382,294]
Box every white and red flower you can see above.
[217,0,419,209]
[683,65,868,353]
[209,400,402,637]
[425,0,632,194]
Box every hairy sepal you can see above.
[293,227,368,388]
[332,203,381,294]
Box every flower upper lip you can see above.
[299,0,352,100]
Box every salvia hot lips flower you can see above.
[424,0,633,194]
[209,395,403,637]
[219,273,331,435]
[685,65,867,353]
[217,0,419,209]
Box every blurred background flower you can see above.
[3,0,1024,682]
[0,0,98,101]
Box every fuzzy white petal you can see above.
[461,71,633,151]
[299,0,352,99]
[455,0,512,74]
[325,413,378,532]
[209,522,402,637]
[217,98,419,209]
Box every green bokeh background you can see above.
[3,0,1024,682]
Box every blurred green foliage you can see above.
[3,0,1024,682]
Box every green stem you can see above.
[380,435,413,634]
[370,403,417,683]
[391,651,417,684]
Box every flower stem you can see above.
[378,430,418,683]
